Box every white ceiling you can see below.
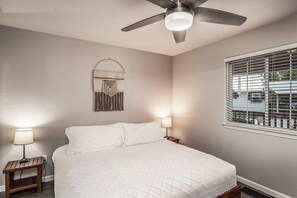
[0,0,297,56]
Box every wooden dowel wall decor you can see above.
[93,58,125,111]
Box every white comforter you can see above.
[53,140,236,198]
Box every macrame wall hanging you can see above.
[93,58,126,111]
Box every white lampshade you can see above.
[14,128,34,145]
[162,117,172,128]
[165,11,193,31]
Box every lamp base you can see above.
[165,127,169,139]
[19,158,29,164]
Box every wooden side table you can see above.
[167,136,180,143]
[3,157,44,198]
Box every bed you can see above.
[53,139,239,198]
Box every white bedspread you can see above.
[53,140,236,198]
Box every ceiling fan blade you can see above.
[194,7,247,26]
[121,13,165,32]
[146,0,177,9]
[173,30,187,43]
[180,0,207,8]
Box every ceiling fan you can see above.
[121,0,247,43]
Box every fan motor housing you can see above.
[165,5,194,17]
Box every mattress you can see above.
[53,140,237,198]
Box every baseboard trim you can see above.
[237,175,292,198]
[0,175,54,193]
[42,175,54,183]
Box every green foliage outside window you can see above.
[270,70,297,81]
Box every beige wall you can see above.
[173,13,297,197]
[0,25,172,185]
[1,12,297,196]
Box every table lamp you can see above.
[14,128,34,163]
[162,117,172,138]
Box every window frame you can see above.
[223,43,297,140]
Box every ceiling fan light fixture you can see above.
[165,11,193,31]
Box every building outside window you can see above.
[225,45,297,136]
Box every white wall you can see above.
[0,25,172,185]
[173,13,297,197]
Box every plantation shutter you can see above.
[226,47,297,133]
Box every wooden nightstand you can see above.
[3,157,44,198]
[167,136,180,143]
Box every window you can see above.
[225,44,297,136]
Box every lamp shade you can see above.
[14,128,34,145]
[162,117,172,128]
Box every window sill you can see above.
[222,123,297,140]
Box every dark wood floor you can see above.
[0,181,273,198]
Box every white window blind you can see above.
[226,46,297,135]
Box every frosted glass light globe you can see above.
[165,11,193,31]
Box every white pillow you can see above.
[65,124,123,155]
[121,122,163,146]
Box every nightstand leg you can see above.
[5,173,11,198]
[37,166,42,193]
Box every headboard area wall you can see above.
[0,25,173,185]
